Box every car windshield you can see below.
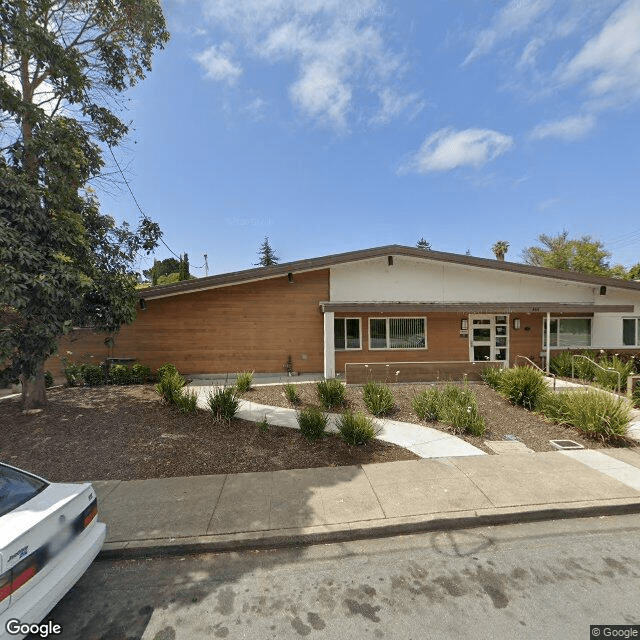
[0,464,48,518]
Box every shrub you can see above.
[257,415,270,433]
[549,351,573,377]
[296,406,328,441]
[284,383,299,404]
[336,410,379,445]
[207,387,239,422]
[157,363,179,381]
[62,361,82,386]
[535,391,569,424]
[498,366,548,410]
[412,387,441,421]
[317,378,345,409]
[481,366,503,390]
[632,384,640,409]
[573,350,598,380]
[155,370,186,404]
[109,364,131,385]
[439,384,486,436]
[80,364,104,386]
[44,370,54,388]
[235,371,253,394]
[175,389,198,414]
[130,363,152,384]
[362,381,395,416]
[560,390,631,441]
[594,355,634,392]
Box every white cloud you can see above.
[369,88,425,125]
[529,114,596,141]
[555,0,640,105]
[197,0,413,129]
[401,127,514,174]
[464,0,554,65]
[195,44,243,84]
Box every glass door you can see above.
[469,315,508,362]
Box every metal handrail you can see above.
[515,355,556,390]
[571,354,621,394]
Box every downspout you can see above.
[546,312,551,375]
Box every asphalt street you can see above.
[35,514,640,640]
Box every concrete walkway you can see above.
[188,385,485,459]
[94,448,640,559]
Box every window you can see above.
[334,318,361,350]
[369,317,426,350]
[623,318,640,346]
[543,317,592,348]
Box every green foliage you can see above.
[80,364,104,386]
[155,370,186,404]
[522,231,613,276]
[412,384,485,436]
[491,240,509,261]
[0,1,168,408]
[317,378,346,409]
[296,406,328,441]
[255,236,279,267]
[235,371,254,394]
[549,351,574,377]
[498,366,548,410]
[362,381,395,416]
[539,390,631,441]
[143,257,181,283]
[157,363,179,381]
[130,363,152,384]
[175,389,198,414]
[109,364,131,385]
[573,351,598,380]
[481,366,504,390]
[62,360,83,386]
[44,371,54,388]
[412,388,441,421]
[284,383,300,404]
[594,355,634,392]
[416,237,432,250]
[336,410,379,445]
[257,415,270,433]
[632,385,640,409]
[207,387,239,423]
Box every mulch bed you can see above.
[0,386,418,482]
[244,381,613,455]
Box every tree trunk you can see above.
[21,364,48,410]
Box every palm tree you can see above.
[491,240,510,261]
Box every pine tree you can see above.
[416,237,432,250]
[179,253,190,280]
[256,237,280,266]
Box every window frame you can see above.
[622,317,640,347]
[368,317,427,351]
[542,316,592,348]
[333,317,362,351]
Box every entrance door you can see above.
[469,315,508,362]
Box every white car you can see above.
[0,463,106,639]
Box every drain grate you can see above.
[549,439,584,450]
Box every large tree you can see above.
[491,240,509,261]
[255,236,279,267]
[0,0,169,408]
[522,231,616,276]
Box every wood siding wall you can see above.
[47,270,329,376]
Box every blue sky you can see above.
[97,0,640,277]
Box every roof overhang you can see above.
[319,302,635,314]
[138,244,640,300]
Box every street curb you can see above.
[97,499,640,561]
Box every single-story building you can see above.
[49,245,640,383]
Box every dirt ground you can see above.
[0,385,418,482]
[245,381,613,455]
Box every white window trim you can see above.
[622,317,640,347]
[334,317,362,351]
[368,317,427,351]
[542,316,593,349]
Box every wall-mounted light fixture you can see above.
[460,319,468,331]
[513,318,521,330]
[288,272,294,283]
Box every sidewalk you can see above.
[94,448,640,560]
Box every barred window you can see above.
[369,318,426,350]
